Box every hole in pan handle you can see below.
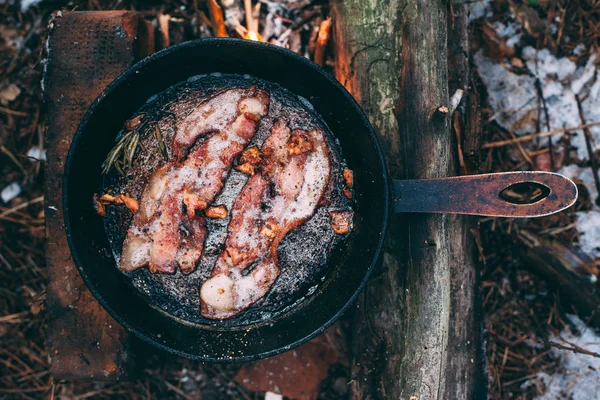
[392,171,578,218]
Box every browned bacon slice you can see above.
[120,87,270,274]
[173,87,269,160]
[200,121,331,319]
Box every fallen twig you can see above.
[0,196,44,219]
[537,339,600,358]
[0,106,28,117]
[509,129,534,167]
[0,311,29,323]
[163,381,195,400]
[535,77,555,169]
[0,145,27,177]
[448,88,464,115]
[482,121,600,148]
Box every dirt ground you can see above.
[1,0,600,399]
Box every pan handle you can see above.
[392,171,578,218]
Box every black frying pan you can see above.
[64,38,577,362]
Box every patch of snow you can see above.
[524,315,600,399]
[264,392,283,400]
[522,47,577,81]
[21,0,41,12]
[558,164,599,211]
[493,21,523,49]
[41,29,52,94]
[558,164,600,257]
[571,53,597,95]
[468,0,492,22]
[474,48,600,160]
[473,50,537,132]
[573,43,587,56]
[1,182,21,203]
[574,211,600,258]
[26,147,46,162]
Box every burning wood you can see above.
[245,30,263,41]
[314,17,331,67]
[239,0,263,41]
[207,0,228,38]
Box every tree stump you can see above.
[331,1,486,398]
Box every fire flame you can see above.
[246,30,261,42]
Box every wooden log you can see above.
[516,230,600,328]
[44,11,153,381]
[331,1,486,398]
[447,5,487,398]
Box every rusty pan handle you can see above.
[392,171,578,218]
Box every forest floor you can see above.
[1,0,600,399]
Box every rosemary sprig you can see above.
[126,130,140,167]
[102,129,140,175]
[102,116,170,174]
[154,124,168,160]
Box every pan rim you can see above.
[63,38,390,362]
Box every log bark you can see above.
[331,1,486,398]
[517,230,600,329]
[446,5,487,398]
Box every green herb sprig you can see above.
[102,117,168,175]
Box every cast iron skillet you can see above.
[64,38,578,362]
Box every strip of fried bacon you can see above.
[173,88,270,160]
[200,120,331,319]
[120,87,270,274]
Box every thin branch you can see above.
[482,120,600,148]
[537,339,600,358]
[0,106,28,117]
[0,196,44,219]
